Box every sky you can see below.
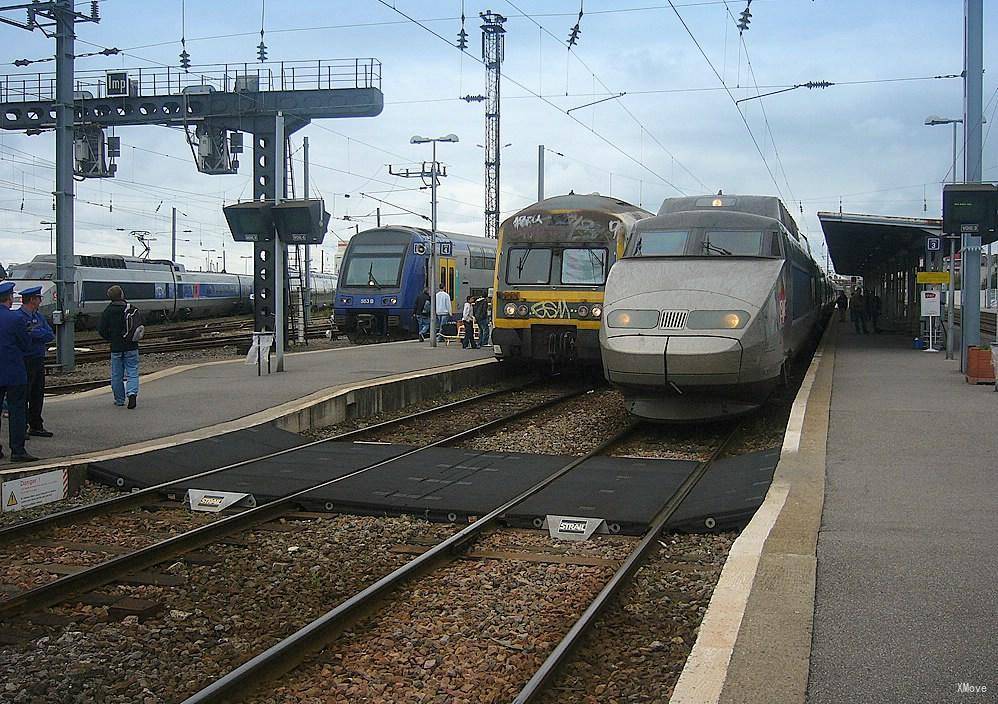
[0,0,995,273]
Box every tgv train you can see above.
[600,194,833,421]
[492,194,653,366]
[6,254,337,327]
[333,226,497,340]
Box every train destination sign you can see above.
[916,271,951,285]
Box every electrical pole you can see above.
[960,0,983,369]
[274,112,286,372]
[481,10,506,239]
[303,135,311,329]
[171,207,177,262]
[537,144,544,202]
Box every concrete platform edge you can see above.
[0,357,500,485]
[670,324,836,704]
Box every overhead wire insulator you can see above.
[457,28,468,50]
[737,0,752,33]
[179,48,191,71]
[567,24,581,47]
[257,40,268,62]
[91,0,100,21]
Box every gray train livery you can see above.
[600,194,832,421]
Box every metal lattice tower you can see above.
[480,10,506,239]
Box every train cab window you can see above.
[561,248,608,285]
[342,244,405,288]
[702,230,763,256]
[506,247,552,284]
[770,232,785,257]
[630,230,688,257]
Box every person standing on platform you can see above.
[867,292,882,333]
[836,291,848,322]
[850,288,868,335]
[0,282,36,462]
[17,286,55,437]
[434,287,452,342]
[473,294,490,347]
[461,295,478,349]
[414,287,430,341]
[98,285,141,409]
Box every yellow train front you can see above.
[491,193,652,367]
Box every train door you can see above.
[438,257,457,312]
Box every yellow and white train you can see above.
[491,193,652,366]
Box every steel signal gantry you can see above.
[480,10,506,240]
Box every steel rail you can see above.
[180,420,638,704]
[510,423,744,703]
[0,377,544,547]
[0,381,585,619]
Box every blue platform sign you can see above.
[926,237,941,252]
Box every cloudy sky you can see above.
[0,0,994,272]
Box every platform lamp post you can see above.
[925,115,963,360]
[411,133,459,348]
[41,221,56,255]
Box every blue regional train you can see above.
[334,227,497,340]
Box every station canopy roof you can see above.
[818,211,944,276]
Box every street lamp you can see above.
[410,133,459,348]
[201,248,217,271]
[925,115,964,360]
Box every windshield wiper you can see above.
[702,240,732,256]
[516,249,533,277]
[367,263,381,287]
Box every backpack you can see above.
[122,303,145,342]
[473,298,487,320]
[422,298,431,316]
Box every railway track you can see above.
[952,309,997,336]
[175,417,740,703]
[0,379,579,622]
[45,323,335,370]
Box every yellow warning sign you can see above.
[6,492,17,507]
[917,271,951,285]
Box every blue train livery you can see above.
[334,226,496,340]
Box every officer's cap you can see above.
[19,285,42,298]
[0,281,15,296]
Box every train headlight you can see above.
[606,309,659,329]
[381,296,398,305]
[590,305,602,319]
[686,310,750,330]
[577,304,590,318]
[516,303,530,317]
[503,302,518,317]
[338,296,352,305]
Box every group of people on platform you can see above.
[835,288,882,335]
[412,288,491,350]
[0,283,141,463]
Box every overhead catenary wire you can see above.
[376,0,686,195]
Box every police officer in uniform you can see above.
[17,286,55,437]
[0,282,36,462]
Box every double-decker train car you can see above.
[600,194,832,421]
[491,193,653,366]
[333,226,496,341]
[7,254,253,327]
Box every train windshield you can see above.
[630,230,689,256]
[702,230,764,256]
[7,263,54,279]
[561,247,608,285]
[342,244,405,288]
[506,247,552,285]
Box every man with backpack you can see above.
[473,294,490,347]
[413,287,430,342]
[98,285,143,409]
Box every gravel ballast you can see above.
[0,514,455,704]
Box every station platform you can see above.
[672,322,997,704]
[0,342,494,472]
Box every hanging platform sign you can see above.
[916,271,951,285]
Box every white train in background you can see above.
[5,253,336,328]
